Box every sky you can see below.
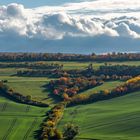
[0,0,80,7]
[0,0,140,53]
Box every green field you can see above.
[0,61,140,70]
[0,96,48,140]
[58,91,140,140]
[0,67,53,140]
[0,75,55,104]
[80,81,123,95]
[0,67,56,105]
[0,61,140,140]
[35,60,139,69]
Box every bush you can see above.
[63,124,79,140]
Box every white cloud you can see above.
[0,2,139,39]
[115,23,140,38]
[0,1,140,53]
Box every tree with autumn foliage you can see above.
[67,76,140,107]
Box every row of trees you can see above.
[96,65,140,77]
[67,76,140,106]
[17,64,140,80]
[17,69,89,78]
[40,102,79,140]
[17,69,64,78]
[0,52,140,62]
[40,75,140,139]
[47,77,103,99]
[0,82,49,107]
[0,62,63,70]
[40,103,65,140]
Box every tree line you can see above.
[47,77,103,100]
[39,102,78,140]
[17,64,139,79]
[0,82,49,107]
[39,76,140,139]
[0,52,140,62]
[96,65,140,77]
[0,62,63,70]
[66,76,140,107]
[17,69,63,78]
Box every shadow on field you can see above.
[42,84,62,104]
[33,112,48,140]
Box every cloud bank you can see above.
[0,1,140,53]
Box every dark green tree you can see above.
[63,124,79,140]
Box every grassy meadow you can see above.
[80,81,124,95]
[0,60,140,71]
[0,60,140,140]
[0,66,51,140]
[0,96,48,140]
[58,91,140,140]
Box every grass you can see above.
[7,79,53,104]
[0,75,56,105]
[0,96,48,140]
[51,61,140,70]
[80,81,123,95]
[0,61,140,71]
[0,68,18,76]
[0,67,56,104]
[58,91,140,140]
[0,61,140,140]
[0,67,51,140]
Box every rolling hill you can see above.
[58,91,140,140]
